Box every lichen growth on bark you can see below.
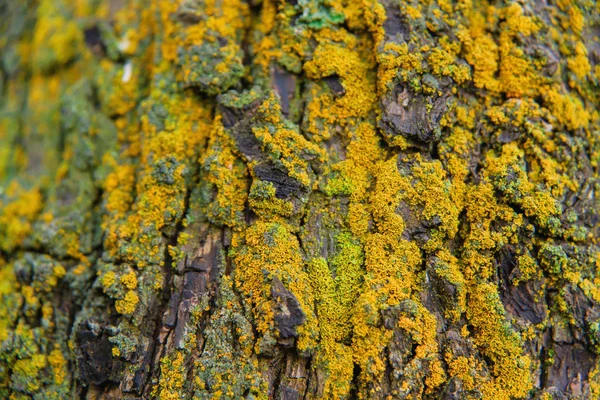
[1,0,599,399]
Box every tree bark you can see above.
[1,0,599,399]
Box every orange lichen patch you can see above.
[12,354,47,392]
[350,290,393,381]
[230,221,317,351]
[101,270,116,289]
[339,0,386,45]
[364,233,421,304]
[591,364,600,400]
[468,283,533,399]
[434,249,467,320]
[120,270,138,290]
[307,256,355,398]
[303,39,378,139]
[57,228,90,266]
[485,142,560,228]
[156,351,186,400]
[0,182,43,252]
[184,0,250,46]
[459,2,543,98]
[45,265,66,289]
[541,87,590,131]
[249,181,293,220]
[254,95,326,186]
[368,158,405,236]
[250,3,311,75]
[404,155,461,251]
[115,290,140,315]
[567,42,592,80]
[157,0,250,92]
[428,46,456,77]
[324,122,385,201]
[377,42,423,93]
[396,305,446,392]
[514,253,539,284]
[104,163,137,214]
[365,159,422,299]
[502,3,540,36]
[445,354,481,392]
[0,262,21,343]
[460,31,499,92]
[31,0,84,73]
[497,38,538,98]
[0,0,598,397]
[201,116,249,230]
[47,347,67,385]
[102,88,212,268]
[461,183,503,280]
[96,59,142,116]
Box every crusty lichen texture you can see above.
[1,0,599,399]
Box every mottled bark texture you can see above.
[1,0,600,399]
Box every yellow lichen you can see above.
[115,290,140,315]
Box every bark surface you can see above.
[1,0,600,399]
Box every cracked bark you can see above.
[1,0,600,399]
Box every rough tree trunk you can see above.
[1,0,599,399]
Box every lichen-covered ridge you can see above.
[0,0,599,399]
